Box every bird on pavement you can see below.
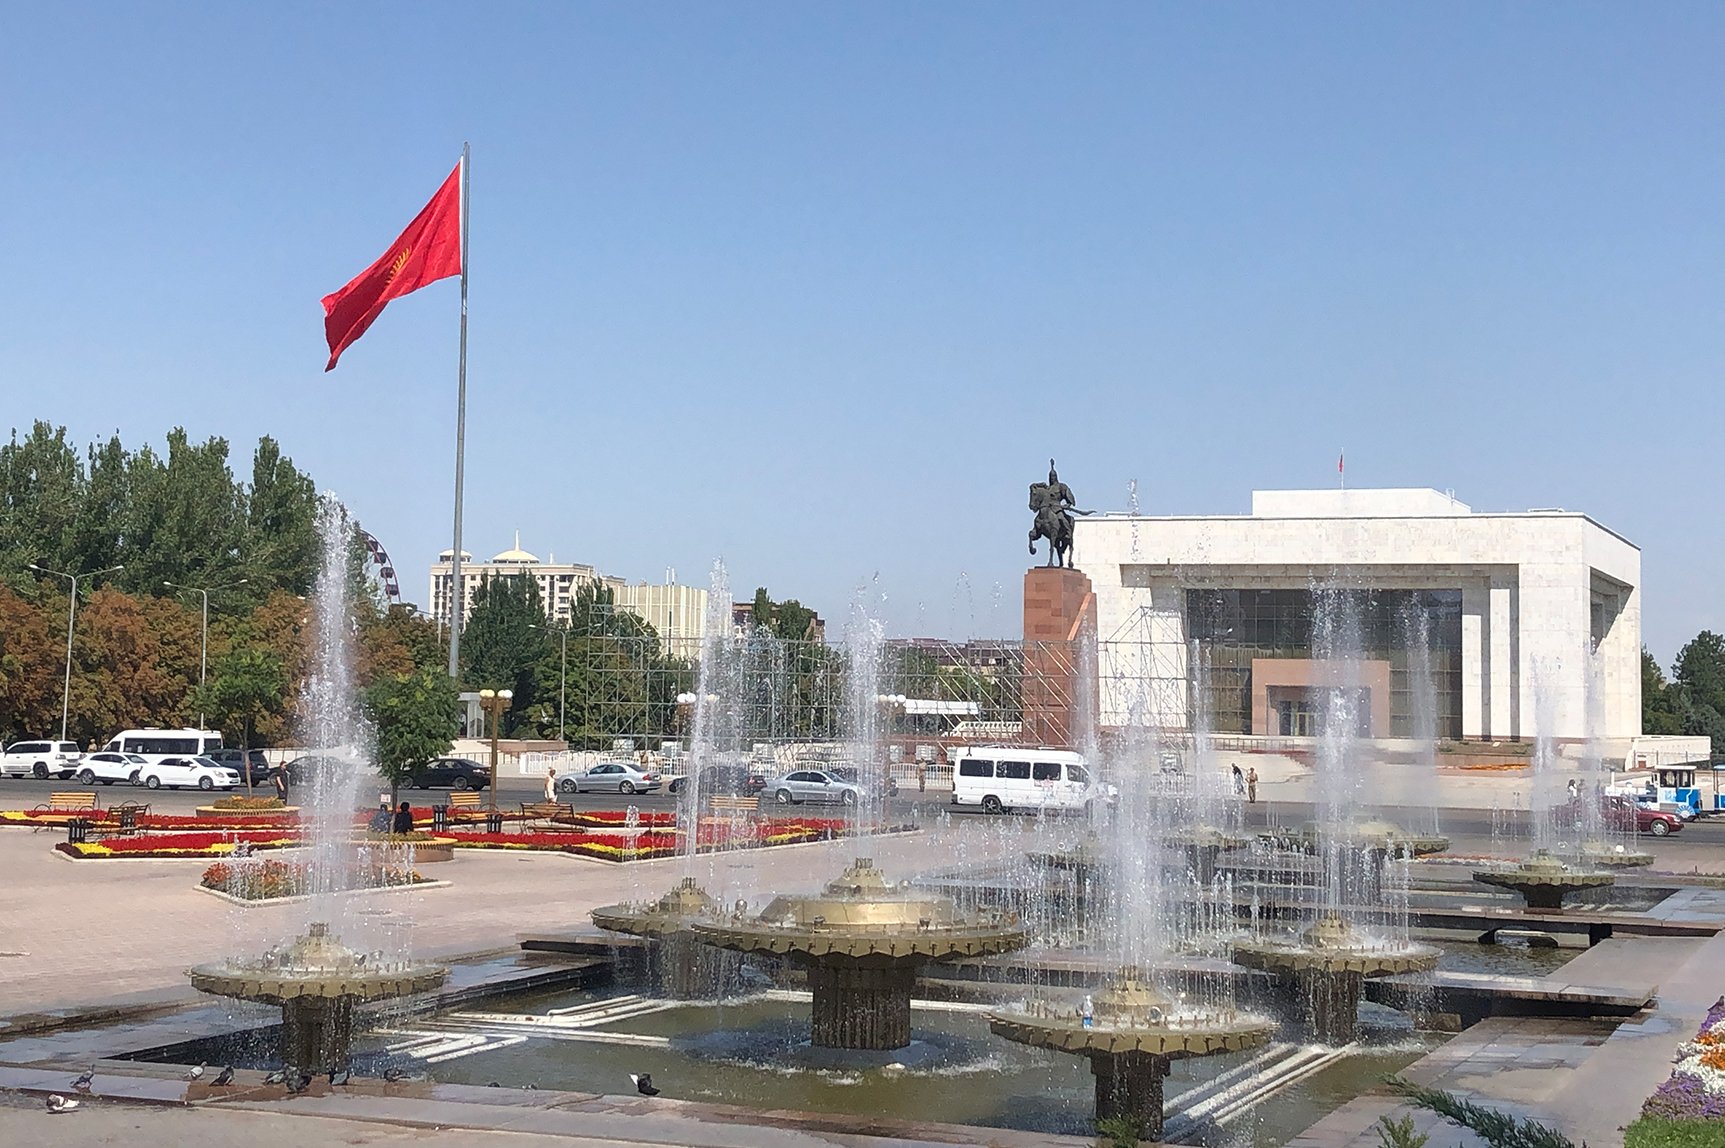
[329,1068,352,1087]
[46,1095,80,1114]
[212,1066,235,1087]
[262,1069,286,1085]
[185,1062,206,1081]
[630,1073,659,1097]
[382,1066,407,1083]
[285,1072,312,1094]
[70,1066,95,1093]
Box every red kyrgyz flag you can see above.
[321,162,462,371]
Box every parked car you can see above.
[764,769,860,807]
[667,765,766,797]
[75,752,147,786]
[204,748,277,785]
[406,757,492,790]
[1561,795,1684,837]
[559,761,661,795]
[1,740,84,780]
[830,765,899,798]
[139,756,242,791]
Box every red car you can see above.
[1561,795,1682,837]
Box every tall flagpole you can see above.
[447,141,471,679]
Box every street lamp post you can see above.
[29,562,124,743]
[529,624,569,742]
[165,579,249,727]
[477,688,514,812]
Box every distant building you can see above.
[428,534,706,652]
[1075,488,1644,743]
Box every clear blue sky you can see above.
[3,5,1721,661]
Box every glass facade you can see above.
[1186,588,1464,738]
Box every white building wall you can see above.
[1074,490,1641,742]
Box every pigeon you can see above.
[262,1069,286,1085]
[382,1066,406,1083]
[630,1072,659,1097]
[46,1094,79,1114]
[212,1065,235,1087]
[70,1066,95,1093]
[329,1068,351,1087]
[523,1083,538,1090]
[185,1062,206,1081]
[286,1072,312,1094]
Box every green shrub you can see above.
[1386,1075,1582,1148]
[1625,1118,1725,1148]
[1376,1112,1431,1148]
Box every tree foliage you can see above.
[460,573,549,733]
[363,664,459,802]
[1643,648,1685,736]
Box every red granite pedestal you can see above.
[1023,567,1097,748]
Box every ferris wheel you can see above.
[358,528,403,605]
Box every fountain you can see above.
[590,876,737,998]
[188,923,446,1076]
[989,969,1275,1141]
[1473,849,1616,912]
[692,857,1028,1049]
[187,498,446,1075]
[1229,588,1439,1044]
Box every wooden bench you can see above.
[444,791,485,823]
[106,800,151,836]
[31,791,99,832]
[519,801,574,830]
[709,795,760,813]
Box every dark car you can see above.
[407,757,491,791]
[281,755,346,788]
[667,765,766,797]
[205,748,277,785]
[1559,795,1684,837]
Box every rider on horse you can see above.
[1029,459,1082,568]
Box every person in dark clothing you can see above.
[392,801,415,835]
[368,802,392,832]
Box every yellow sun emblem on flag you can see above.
[386,246,413,283]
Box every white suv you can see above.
[2,740,85,780]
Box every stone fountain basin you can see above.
[691,920,1030,962]
[988,1012,1275,1059]
[1472,869,1616,893]
[1229,940,1439,978]
[187,964,447,1003]
[195,804,300,819]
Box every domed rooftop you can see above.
[491,530,539,565]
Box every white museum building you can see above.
[1073,487,1670,750]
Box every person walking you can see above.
[545,768,559,803]
[1231,763,1245,796]
[916,763,927,794]
[272,769,289,802]
[1246,766,1259,804]
[392,801,415,835]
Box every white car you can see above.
[75,752,147,787]
[559,762,662,794]
[139,756,241,791]
[1,740,84,779]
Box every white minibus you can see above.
[101,728,225,770]
[949,746,1115,814]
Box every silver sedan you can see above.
[559,762,662,795]
[765,769,859,807]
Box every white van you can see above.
[101,728,224,770]
[949,746,1116,814]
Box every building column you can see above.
[1489,578,1515,741]
[1461,582,1487,739]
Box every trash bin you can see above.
[485,811,503,835]
[432,805,448,832]
[117,806,138,833]
[67,818,89,845]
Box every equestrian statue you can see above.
[1028,459,1089,568]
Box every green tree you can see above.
[0,420,83,584]
[242,436,318,599]
[1643,647,1685,736]
[1674,631,1725,743]
[460,573,548,732]
[364,664,460,803]
[193,646,288,792]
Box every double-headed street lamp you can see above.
[164,579,249,727]
[529,624,569,742]
[477,688,513,812]
[29,562,124,743]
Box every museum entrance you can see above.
[1267,686,1372,737]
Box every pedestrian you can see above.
[1567,777,1579,800]
[273,770,288,802]
[1231,763,1245,796]
[544,768,558,803]
[1246,766,1258,804]
[916,763,927,794]
[368,801,392,833]
[392,801,415,835]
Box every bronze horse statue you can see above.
[1028,459,1084,568]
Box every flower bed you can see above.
[200,857,427,900]
[3,808,305,831]
[574,809,679,829]
[1639,997,1725,1122]
[444,816,903,862]
[56,829,302,859]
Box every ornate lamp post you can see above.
[477,688,513,811]
[29,562,124,742]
